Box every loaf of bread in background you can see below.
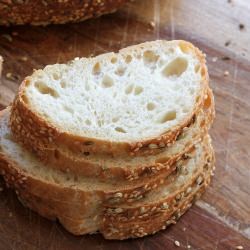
[0,0,130,26]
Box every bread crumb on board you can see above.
[236,246,244,250]
[174,240,180,247]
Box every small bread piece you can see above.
[0,0,130,26]
[0,108,212,237]
[10,40,209,157]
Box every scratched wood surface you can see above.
[0,0,250,249]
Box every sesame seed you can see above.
[149,21,155,28]
[224,70,229,76]
[149,143,158,149]
[212,57,218,62]
[174,240,180,247]
[236,246,244,250]
[115,207,123,214]
[187,245,191,249]
[114,192,123,198]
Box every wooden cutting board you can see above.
[0,0,249,249]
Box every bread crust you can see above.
[10,40,210,157]
[0,0,129,26]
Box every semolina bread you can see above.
[10,40,209,157]
[0,108,213,238]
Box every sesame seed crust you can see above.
[102,143,214,224]
[0,0,130,26]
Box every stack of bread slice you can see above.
[0,40,215,240]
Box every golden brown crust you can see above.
[102,140,214,222]
[9,40,210,157]
[0,0,130,26]
[0,151,213,238]
[102,182,209,240]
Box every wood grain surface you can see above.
[0,0,250,249]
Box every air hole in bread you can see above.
[143,50,159,65]
[92,62,101,75]
[158,110,176,123]
[111,57,117,64]
[125,84,134,94]
[179,42,190,54]
[162,58,188,77]
[60,81,67,88]
[134,86,143,95]
[115,66,126,76]
[52,72,60,80]
[125,55,132,64]
[63,105,74,114]
[115,127,126,133]
[35,81,59,98]
[147,102,156,111]
[85,119,91,126]
[102,75,114,88]
[195,64,200,73]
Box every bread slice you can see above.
[13,88,214,182]
[10,40,209,157]
[0,0,130,26]
[0,107,213,237]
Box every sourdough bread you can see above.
[10,40,209,157]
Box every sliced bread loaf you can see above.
[13,88,214,181]
[10,40,209,157]
[0,107,212,237]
